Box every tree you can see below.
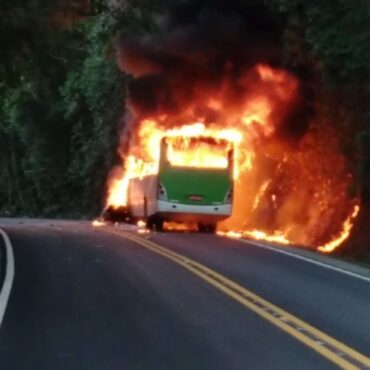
[0,0,158,217]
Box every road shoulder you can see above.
[243,238,370,281]
[0,234,4,291]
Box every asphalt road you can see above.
[0,220,369,370]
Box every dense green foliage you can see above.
[266,0,370,251]
[0,0,157,217]
[1,0,369,242]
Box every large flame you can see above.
[318,204,360,253]
[107,122,242,208]
[106,63,359,253]
[166,138,229,169]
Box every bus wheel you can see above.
[146,216,164,232]
[198,223,216,233]
[154,217,164,232]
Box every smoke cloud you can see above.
[109,0,356,251]
[118,0,311,142]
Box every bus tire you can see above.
[155,217,164,232]
[198,223,216,233]
[146,215,164,232]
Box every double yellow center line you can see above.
[112,230,370,369]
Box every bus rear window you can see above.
[164,137,232,169]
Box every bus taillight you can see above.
[188,195,203,201]
[157,183,168,201]
[224,188,233,204]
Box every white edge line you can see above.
[0,228,15,326]
[237,238,370,283]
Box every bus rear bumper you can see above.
[157,200,232,220]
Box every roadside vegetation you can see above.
[0,0,157,218]
[0,0,369,254]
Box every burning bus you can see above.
[103,59,360,250]
[128,135,235,231]
[101,0,361,251]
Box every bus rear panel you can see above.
[128,136,234,230]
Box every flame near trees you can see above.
[105,63,359,253]
[104,1,360,253]
[107,63,298,210]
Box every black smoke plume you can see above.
[117,0,311,142]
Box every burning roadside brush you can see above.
[103,0,359,253]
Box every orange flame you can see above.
[107,177,129,209]
[137,220,146,228]
[166,137,230,169]
[217,230,290,244]
[318,204,360,253]
[106,64,295,209]
[164,221,198,232]
[92,219,105,227]
[244,230,291,245]
[217,231,243,239]
[106,63,359,253]
[107,122,243,209]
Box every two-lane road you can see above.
[0,220,369,369]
